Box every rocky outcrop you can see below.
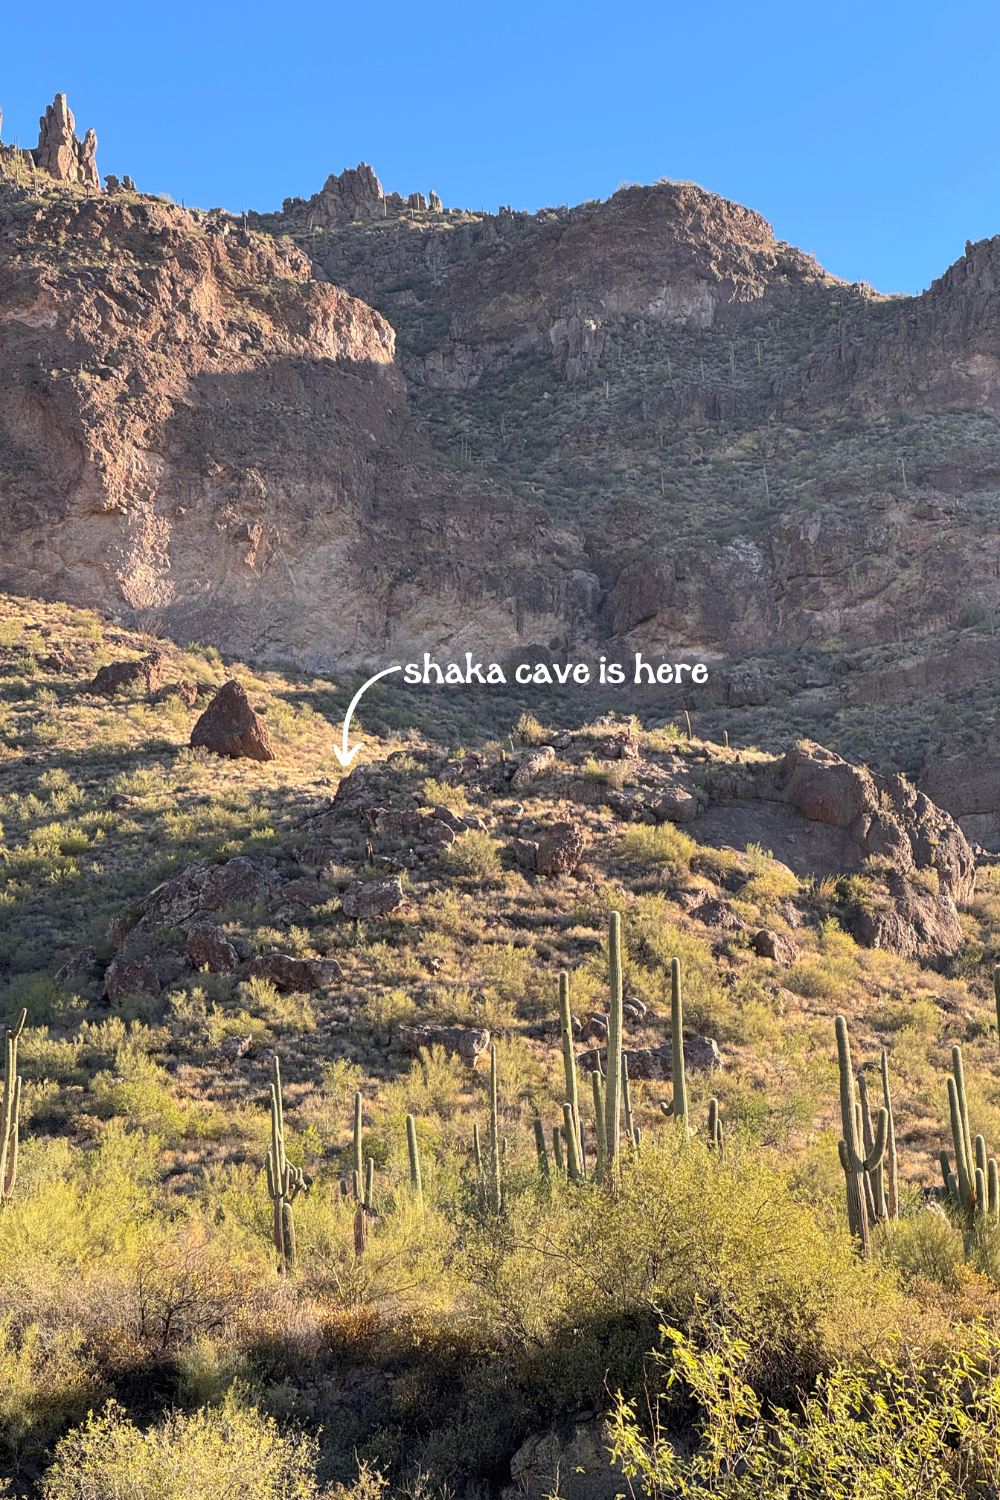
[190,682,275,762]
[778,741,975,906]
[107,856,281,956]
[689,740,975,965]
[578,1037,722,1079]
[33,95,99,188]
[398,1024,491,1066]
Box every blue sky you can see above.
[2,0,996,294]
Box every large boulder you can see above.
[375,810,455,845]
[247,954,343,990]
[753,928,800,964]
[535,822,588,876]
[341,875,405,920]
[103,956,160,1005]
[398,1024,491,1067]
[91,653,164,697]
[511,745,556,790]
[186,922,239,973]
[780,740,877,828]
[190,681,275,762]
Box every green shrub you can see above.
[42,1392,329,1499]
[444,829,502,877]
[619,823,696,873]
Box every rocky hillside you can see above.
[3,97,1000,842]
[3,591,1000,1495]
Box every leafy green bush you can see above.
[42,1392,329,1499]
[610,1323,1000,1499]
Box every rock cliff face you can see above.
[5,101,1000,836]
[0,180,588,665]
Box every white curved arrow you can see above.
[332,665,402,767]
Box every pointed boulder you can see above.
[190,680,275,761]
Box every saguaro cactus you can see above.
[592,1069,608,1184]
[605,914,624,1168]
[489,1043,502,1212]
[266,1056,309,1273]
[552,1124,565,1175]
[562,1103,581,1181]
[940,1044,1000,1231]
[707,1097,723,1153]
[406,1113,423,1205]
[835,1016,887,1257]
[857,1074,886,1223]
[533,1117,550,1176]
[670,958,689,1127]
[0,1009,25,1207]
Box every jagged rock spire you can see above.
[34,93,99,188]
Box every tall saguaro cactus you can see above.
[835,1016,887,1257]
[670,958,689,1127]
[266,1056,309,1273]
[0,1009,25,1207]
[605,914,624,1168]
[489,1043,502,1212]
